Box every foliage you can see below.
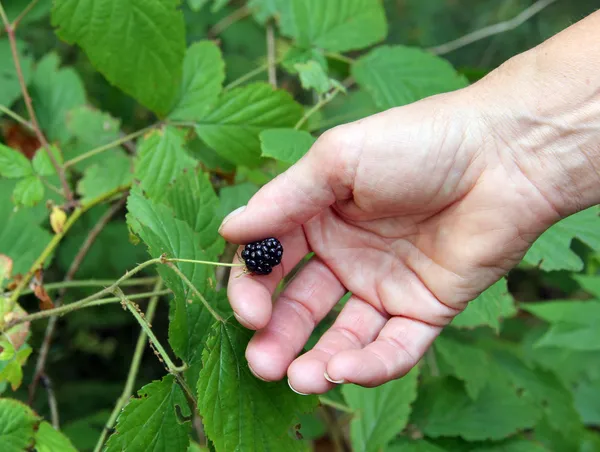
[0,0,599,451]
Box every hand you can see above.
[219,21,600,393]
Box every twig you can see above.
[0,104,33,130]
[295,86,344,130]
[325,52,355,65]
[4,289,172,328]
[319,396,354,414]
[266,21,277,88]
[167,258,244,268]
[28,197,127,405]
[0,2,73,201]
[165,262,224,323]
[64,126,154,169]
[321,406,347,452]
[12,0,40,29]
[16,277,157,296]
[224,62,270,91]
[208,5,250,37]
[94,280,164,452]
[39,375,59,429]
[427,0,559,56]
[3,183,131,316]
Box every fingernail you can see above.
[324,371,345,384]
[234,312,256,329]
[288,379,309,396]
[219,205,246,232]
[248,363,268,382]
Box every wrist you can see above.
[471,12,600,219]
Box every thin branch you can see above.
[0,1,73,201]
[266,21,277,88]
[167,258,244,268]
[28,197,127,405]
[427,0,559,56]
[224,62,270,91]
[3,183,131,316]
[166,262,224,323]
[16,277,158,295]
[39,375,59,429]
[64,126,154,169]
[295,86,344,131]
[208,5,250,37]
[12,0,40,29]
[319,396,355,414]
[4,289,172,328]
[0,104,33,130]
[325,52,355,65]
[94,281,164,452]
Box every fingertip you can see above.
[288,356,335,395]
[245,334,289,381]
[218,205,246,238]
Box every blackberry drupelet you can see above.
[241,237,283,275]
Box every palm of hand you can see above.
[222,94,557,394]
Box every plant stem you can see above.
[4,289,172,328]
[266,21,277,88]
[12,0,39,28]
[0,1,73,202]
[64,126,154,169]
[0,104,32,130]
[208,5,250,37]
[166,262,224,323]
[3,184,131,317]
[295,87,343,130]
[319,396,354,414]
[224,62,269,91]
[94,281,163,452]
[325,52,355,65]
[17,277,158,295]
[167,258,244,268]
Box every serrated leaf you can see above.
[105,375,190,452]
[0,345,32,391]
[451,279,516,332]
[30,53,86,143]
[0,398,39,452]
[282,0,387,52]
[197,321,318,452]
[126,188,218,388]
[12,176,44,208]
[574,376,600,426]
[170,41,225,121]
[64,106,121,171]
[32,146,63,176]
[217,182,259,220]
[134,127,197,201]
[282,47,328,75]
[0,144,32,178]
[410,375,539,441]
[34,421,77,452]
[195,83,303,167]
[434,335,490,400]
[260,129,316,165]
[77,150,132,204]
[523,206,600,272]
[0,39,33,107]
[342,367,419,452]
[295,60,333,94]
[52,0,186,116]
[353,45,468,110]
[0,183,53,274]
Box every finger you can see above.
[325,317,441,387]
[245,257,346,381]
[218,126,363,244]
[228,228,309,330]
[287,296,388,395]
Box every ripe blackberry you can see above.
[241,237,283,275]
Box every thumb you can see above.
[218,128,354,244]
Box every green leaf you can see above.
[385,438,447,452]
[342,367,419,452]
[64,106,121,171]
[282,0,387,52]
[0,182,53,274]
[105,375,190,452]
[52,0,186,116]
[0,345,32,391]
[34,421,77,452]
[197,322,318,451]
[574,376,600,425]
[295,60,333,94]
[320,89,379,130]
[0,398,39,452]
[451,279,517,332]
[282,47,328,75]
[260,129,316,165]
[0,144,32,178]
[353,45,469,110]
[195,83,303,167]
[12,176,44,208]
[77,150,132,203]
[523,206,600,272]
[134,127,197,201]
[32,146,63,176]
[30,53,86,143]
[470,439,549,452]
[249,0,292,26]
[434,335,490,400]
[0,39,33,107]
[170,41,225,121]
[410,375,539,441]
[217,182,259,219]
[573,274,600,298]
[522,301,600,351]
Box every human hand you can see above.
[218,18,600,394]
